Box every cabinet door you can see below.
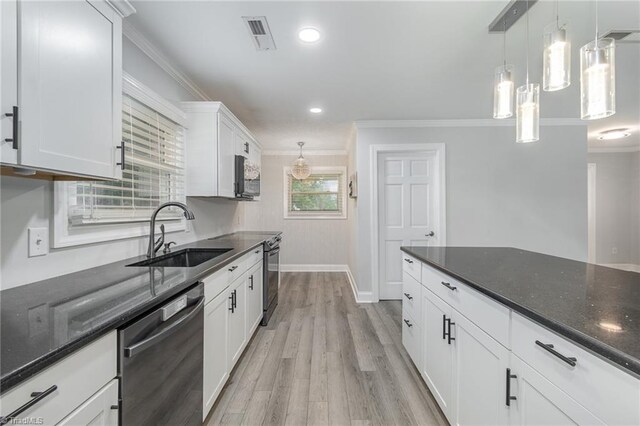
[509,355,604,425]
[19,0,121,179]
[246,263,263,336]
[421,288,454,419]
[227,276,247,368]
[0,0,18,165]
[203,290,229,420]
[57,379,118,426]
[451,312,510,426]
[217,113,235,197]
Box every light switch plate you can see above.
[28,227,48,257]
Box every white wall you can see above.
[0,37,244,290]
[588,151,640,266]
[346,128,358,284]
[354,123,589,294]
[244,154,349,268]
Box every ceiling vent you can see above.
[602,29,640,43]
[243,16,276,51]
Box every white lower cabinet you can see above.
[227,275,247,368]
[203,289,230,420]
[246,262,263,336]
[57,379,118,426]
[509,355,604,425]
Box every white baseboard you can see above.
[280,264,373,303]
[599,263,640,273]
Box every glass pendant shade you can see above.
[543,25,571,91]
[493,65,514,119]
[580,38,615,120]
[244,161,260,180]
[516,84,540,143]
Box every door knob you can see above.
[426,231,435,237]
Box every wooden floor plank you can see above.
[326,351,351,426]
[284,378,310,426]
[241,391,271,426]
[307,402,329,426]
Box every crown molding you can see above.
[263,150,348,156]
[105,0,136,17]
[588,145,640,153]
[355,118,585,128]
[122,21,211,102]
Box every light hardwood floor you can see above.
[205,272,448,426]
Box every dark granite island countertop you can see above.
[0,231,281,393]
[401,246,640,377]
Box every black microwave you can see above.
[235,155,260,199]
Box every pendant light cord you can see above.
[595,0,599,43]
[503,20,507,67]
[525,0,530,86]
[555,0,559,29]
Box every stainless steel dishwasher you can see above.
[119,283,204,426]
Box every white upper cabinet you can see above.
[0,0,18,165]
[1,0,126,179]
[182,101,261,198]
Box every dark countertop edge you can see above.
[0,233,276,393]
[400,246,640,379]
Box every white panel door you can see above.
[57,379,119,426]
[217,113,235,197]
[422,288,454,420]
[378,152,440,299]
[203,290,229,420]
[246,263,263,335]
[509,355,604,425]
[227,276,246,368]
[451,311,510,426]
[1,0,18,165]
[19,0,121,178]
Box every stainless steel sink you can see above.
[127,248,232,268]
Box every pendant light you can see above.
[516,0,540,143]
[291,141,311,180]
[493,20,514,119]
[543,0,571,91]
[580,0,615,120]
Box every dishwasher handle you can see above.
[124,297,205,358]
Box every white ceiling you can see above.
[128,1,640,151]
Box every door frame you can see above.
[370,143,446,302]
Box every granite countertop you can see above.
[0,231,281,393]
[401,246,640,377]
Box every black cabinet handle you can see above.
[445,318,455,344]
[244,142,249,154]
[403,292,413,300]
[0,385,57,424]
[403,319,413,328]
[505,368,517,406]
[442,314,447,340]
[229,291,235,313]
[110,405,119,410]
[254,250,260,254]
[403,258,414,264]
[116,141,125,170]
[441,281,457,291]
[4,106,18,150]
[535,340,577,366]
[228,265,238,272]
[249,275,254,290]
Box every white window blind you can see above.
[68,94,186,225]
[284,167,347,219]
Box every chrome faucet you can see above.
[147,202,195,258]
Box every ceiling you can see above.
[127,1,640,151]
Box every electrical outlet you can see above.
[28,227,48,257]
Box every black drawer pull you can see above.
[403,292,413,300]
[0,385,57,424]
[441,281,457,291]
[228,265,238,272]
[4,106,18,150]
[111,405,119,410]
[255,250,260,254]
[403,258,414,264]
[403,319,413,328]
[116,141,125,170]
[535,340,577,367]
[505,368,517,406]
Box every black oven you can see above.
[235,155,260,199]
[261,234,281,326]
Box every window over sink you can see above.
[283,166,347,219]
[53,73,188,247]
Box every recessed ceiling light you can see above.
[598,128,631,140]
[309,107,322,114]
[298,27,321,43]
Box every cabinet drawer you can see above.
[402,272,421,322]
[204,267,230,302]
[421,264,510,347]
[401,253,421,282]
[247,246,263,269]
[225,255,247,282]
[512,313,640,426]
[402,308,422,370]
[0,332,116,425]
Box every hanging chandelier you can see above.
[543,0,571,92]
[516,0,540,143]
[291,141,311,180]
[493,20,514,119]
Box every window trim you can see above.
[283,166,347,220]
[52,72,189,248]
